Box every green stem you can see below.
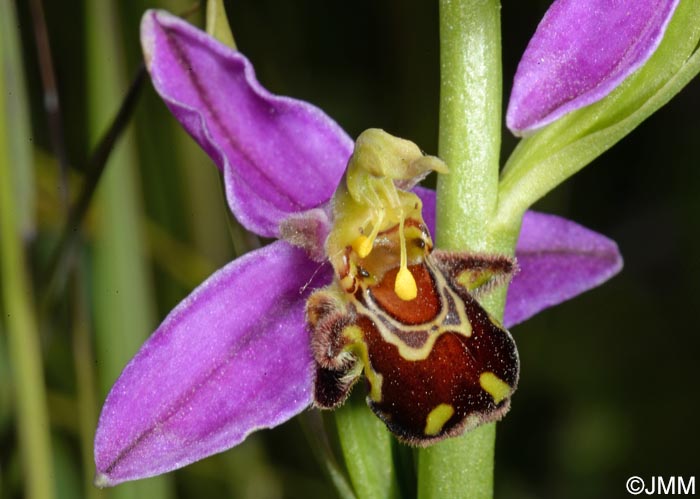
[417,423,496,499]
[435,0,502,253]
[420,1,503,498]
[0,4,55,498]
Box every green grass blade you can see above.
[1,0,35,238]
[0,2,54,498]
[85,1,173,496]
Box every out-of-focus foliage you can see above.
[1,1,698,498]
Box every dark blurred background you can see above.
[2,0,698,498]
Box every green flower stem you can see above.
[435,0,502,253]
[420,1,504,499]
[418,423,496,499]
[0,3,54,499]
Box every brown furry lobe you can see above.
[307,250,520,445]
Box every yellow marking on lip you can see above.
[424,403,455,436]
[479,372,511,404]
[342,325,383,402]
[457,269,490,292]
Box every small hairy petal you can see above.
[507,0,679,135]
[504,211,623,327]
[141,10,353,237]
[94,241,332,486]
[279,206,333,262]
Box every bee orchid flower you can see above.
[92,2,682,484]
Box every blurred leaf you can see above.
[70,262,106,499]
[206,0,237,48]
[1,0,35,238]
[0,324,11,430]
[34,151,218,289]
[145,219,218,287]
[300,411,356,499]
[336,395,399,499]
[53,436,82,499]
[0,1,55,498]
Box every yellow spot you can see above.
[352,235,373,258]
[424,403,455,436]
[395,267,417,301]
[457,270,490,292]
[479,372,511,404]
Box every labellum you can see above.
[308,129,520,445]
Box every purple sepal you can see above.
[507,0,679,135]
[504,211,623,327]
[414,186,436,235]
[141,10,353,237]
[94,241,332,486]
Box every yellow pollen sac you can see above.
[352,235,373,258]
[352,210,385,259]
[479,372,511,404]
[393,214,417,300]
[395,266,417,301]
